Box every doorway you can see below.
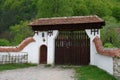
[40,45,47,64]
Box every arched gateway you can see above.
[29,15,105,65]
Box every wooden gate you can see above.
[40,45,47,64]
[55,31,90,65]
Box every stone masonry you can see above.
[113,57,120,79]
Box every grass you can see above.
[75,65,116,80]
[44,64,52,67]
[60,65,77,69]
[0,63,37,71]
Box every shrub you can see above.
[104,43,114,48]
[0,39,10,46]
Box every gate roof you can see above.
[29,15,105,31]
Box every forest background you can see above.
[0,0,120,48]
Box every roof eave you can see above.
[30,21,105,31]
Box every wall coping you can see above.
[93,36,120,57]
[0,37,35,52]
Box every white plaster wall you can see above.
[0,52,27,55]
[0,52,28,63]
[22,30,58,65]
[0,31,48,64]
[22,40,39,64]
[85,29,100,65]
[0,30,59,64]
[22,31,48,64]
[94,53,113,74]
[85,29,113,74]
[47,30,58,65]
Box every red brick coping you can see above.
[93,36,120,57]
[0,37,35,52]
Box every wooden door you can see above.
[40,45,47,64]
[55,31,90,65]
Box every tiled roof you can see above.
[93,36,120,57]
[0,37,35,52]
[29,15,105,31]
[29,15,104,26]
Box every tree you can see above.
[112,6,120,21]
[0,39,10,46]
[10,21,33,45]
[0,0,37,34]
[101,16,120,47]
[85,0,112,17]
[72,0,90,16]
[36,0,73,18]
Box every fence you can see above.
[0,54,28,64]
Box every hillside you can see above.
[0,0,120,46]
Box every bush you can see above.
[104,43,114,48]
[112,6,120,21]
[0,39,10,46]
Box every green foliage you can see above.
[44,64,52,67]
[0,39,10,46]
[0,0,37,33]
[0,63,37,71]
[10,21,33,45]
[0,0,120,46]
[101,16,120,47]
[104,43,114,48]
[112,6,120,21]
[114,32,120,48]
[72,0,90,16]
[75,65,116,80]
[36,0,73,18]
[85,0,112,17]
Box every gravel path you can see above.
[0,65,75,80]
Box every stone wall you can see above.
[113,57,120,79]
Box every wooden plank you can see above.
[55,31,90,65]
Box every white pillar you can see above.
[85,29,100,65]
[47,30,59,65]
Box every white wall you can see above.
[94,53,113,74]
[0,52,28,64]
[0,30,58,64]
[22,31,47,64]
[22,30,58,64]
[47,30,58,65]
[0,52,27,55]
[85,29,100,65]
[85,29,113,74]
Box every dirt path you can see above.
[0,65,75,80]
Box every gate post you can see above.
[47,30,59,65]
[85,29,100,65]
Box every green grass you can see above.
[0,63,37,71]
[44,64,52,67]
[75,65,116,80]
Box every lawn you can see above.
[0,63,37,71]
[75,65,116,80]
